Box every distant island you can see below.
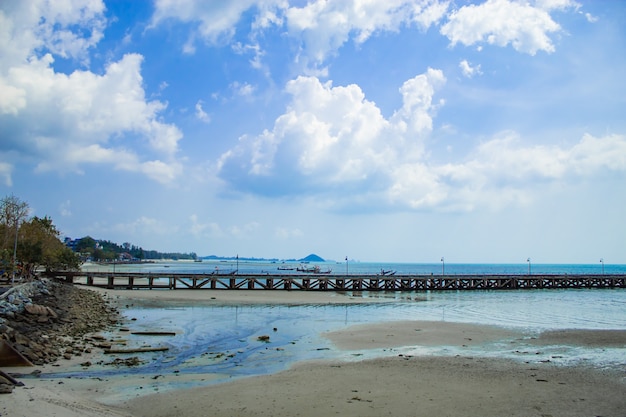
[200,253,326,263]
[298,254,325,262]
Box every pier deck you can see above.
[44,271,626,291]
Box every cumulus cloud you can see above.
[148,0,582,68]
[285,0,449,63]
[440,0,577,55]
[218,68,445,201]
[435,132,626,210]
[151,0,280,46]
[0,2,183,185]
[0,0,106,69]
[150,0,449,66]
[217,68,626,212]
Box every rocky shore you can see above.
[0,279,121,393]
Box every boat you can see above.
[378,269,396,276]
[277,266,295,270]
[297,265,332,274]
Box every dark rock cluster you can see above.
[0,279,121,393]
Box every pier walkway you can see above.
[44,271,626,291]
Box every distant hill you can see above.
[299,253,325,262]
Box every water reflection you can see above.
[43,289,626,384]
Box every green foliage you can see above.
[0,195,198,275]
[72,236,197,261]
[1,195,81,277]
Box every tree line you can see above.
[1,195,81,279]
[73,236,198,262]
[0,194,197,280]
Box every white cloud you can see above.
[218,68,445,200]
[230,81,256,98]
[435,132,626,210]
[0,0,106,70]
[218,69,626,212]
[441,0,574,55]
[459,59,482,78]
[150,0,449,66]
[285,0,449,63]
[535,0,579,11]
[151,0,269,46]
[195,100,211,123]
[0,3,184,185]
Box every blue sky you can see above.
[1,0,625,263]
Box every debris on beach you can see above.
[105,356,144,367]
[104,346,169,354]
[257,335,270,342]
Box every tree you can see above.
[19,216,81,273]
[75,236,96,258]
[0,195,30,280]
[1,195,81,278]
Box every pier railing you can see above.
[44,271,626,291]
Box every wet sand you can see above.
[3,289,625,417]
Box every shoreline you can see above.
[3,287,625,417]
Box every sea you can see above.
[83,259,626,276]
[48,261,626,397]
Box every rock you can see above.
[45,307,57,319]
[24,304,48,316]
[0,279,121,366]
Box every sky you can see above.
[1,0,625,264]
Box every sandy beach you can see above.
[3,288,625,417]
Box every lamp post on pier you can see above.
[345,256,348,276]
[441,257,445,275]
[600,258,604,275]
[527,258,531,275]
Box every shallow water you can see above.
[38,288,626,398]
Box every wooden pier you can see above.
[44,271,626,291]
